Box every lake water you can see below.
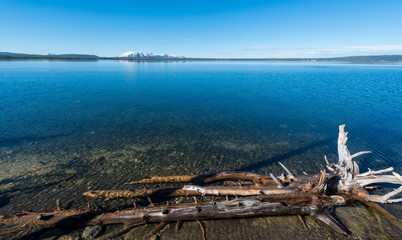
[0,60,401,239]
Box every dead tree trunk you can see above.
[0,194,346,235]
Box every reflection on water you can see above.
[0,60,401,239]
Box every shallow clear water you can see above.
[0,60,401,238]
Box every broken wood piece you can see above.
[196,220,206,240]
[357,167,394,177]
[269,173,284,188]
[297,215,308,229]
[279,162,296,180]
[324,155,331,166]
[350,151,372,160]
[146,222,167,237]
[325,155,335,172]
[355,175,401,186]
[175,220,182,233]
[131,175,197,184]
[380,172,402,203]
[145,193,155,207]
[56,199,61,211]
[310,170,327,193]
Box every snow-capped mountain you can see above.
[119,51,184,58]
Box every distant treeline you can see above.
[1,53,401,63]
[184,55,402,63]
[0,53,99,60]
[318,55,402,62]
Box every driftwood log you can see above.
[1,125,401,238]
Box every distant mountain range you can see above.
[119,51,185,59]
[1,51,402,63]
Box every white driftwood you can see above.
[355,175,401,186]
[269,173,285,188]
[183,185,296,196]
[324,155,335,172]
[357,167,394,177]
[278,162,296,180]
[331,125,402,203]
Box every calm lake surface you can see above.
[0,60,401,239]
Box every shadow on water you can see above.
[0,194,9,208]
[0,174,78,211]
[0,157,86,210]
[0,134,68,148]
[236,139,329,172]
[0,179,14,186]
[9,214,101,240]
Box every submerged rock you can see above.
[82,225,104,239]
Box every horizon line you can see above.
[1,52,402,61]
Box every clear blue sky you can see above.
[1,0,402,58]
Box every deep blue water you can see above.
[0,60,401,214]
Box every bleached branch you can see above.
[357,167,394,177]
[278,162,296,180]
[270,173,284,188]
[326,165,335,172]
[382,186,402,202]
[355,175,401,186]
[350,151,372,159]
[387,198,402,203]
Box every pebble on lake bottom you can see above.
[82,225,104,239]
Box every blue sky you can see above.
[1,0,402,58]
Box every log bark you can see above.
[0,194,346,235]
[83,188,200,200]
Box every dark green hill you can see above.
[0,52,99,60]
[318,55,402,62]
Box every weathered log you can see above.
[0,194,346,236]
[183,185,299,196]
[86,172,320,200]
[85,173,322,200]
[83,188,200,200]
[129,171,295,185]
[84,186,298,200]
